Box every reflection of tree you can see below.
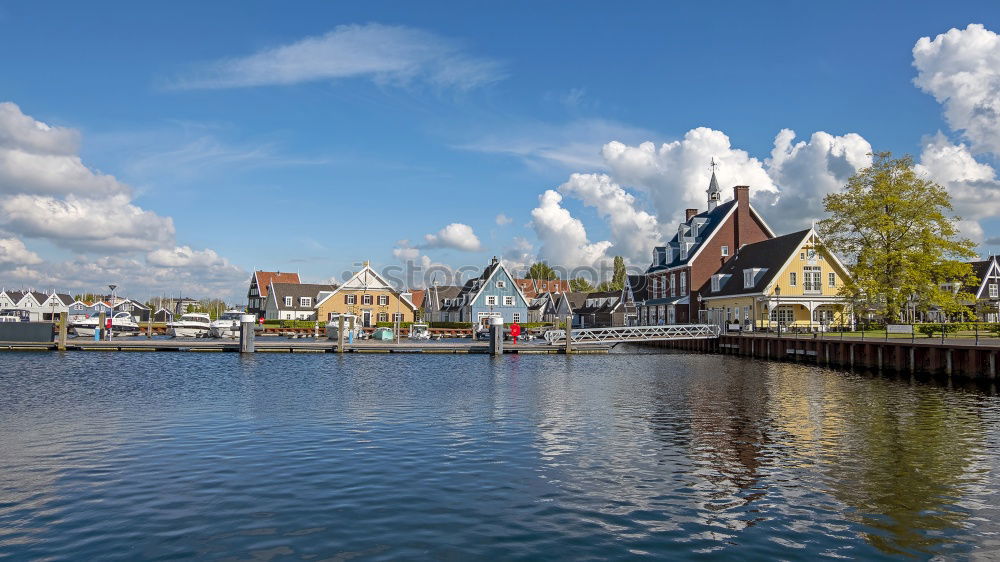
[826,388,984,556]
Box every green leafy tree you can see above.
[570,278,595,292]
[612,256,627,290]
[526,262,558,280]
[817,152,977,323]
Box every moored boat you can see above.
[71,312,140,337]
[370,327,394,341]
[325,313,365,341]
[408,323,430,339]
[168,312,211,338]
[209,310,244,338]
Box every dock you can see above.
[0,339,609,354]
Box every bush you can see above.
[916,323,967,337]
[428,322,475,329]
[376,321,414,328]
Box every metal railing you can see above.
[544,324,721,345]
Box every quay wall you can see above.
[648,334,998,379]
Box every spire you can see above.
[707,158,722,211]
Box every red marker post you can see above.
[510,322,521,345]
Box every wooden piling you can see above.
[57,312,68,351]
[564,315,572,354]
[337,315,345,353]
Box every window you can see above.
[486,295,498,306]
[300,297,312,307]
[392,313,403,322]
[496,280,506,288]
[789,272,797,286]
[991,284,999,298]
[378,295,389,306]
[670,274,676,297]
[443,298,452,306]
[813,308,835,323]
[74,303,84,310]
[770,306,794,323]
[680,272,686,293]
[744,269,754,288]
[804,266,822,292]
[346,294,357,305]
[503,296,514,306]
[284,296,293,307]
[362,295,373,305]
[711,275,721,292]
[377,312,388,322]
[828,272,836,288]
[721,245,729,257]
[800,252,806,260]
[513,313,521,323]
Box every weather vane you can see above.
[709,158,718,173]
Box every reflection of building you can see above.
[314,262,416,327]
[699,228,852,331]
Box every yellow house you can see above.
[698,228,853,331]
[315,262,417,328]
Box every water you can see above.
[2,349,1000,560]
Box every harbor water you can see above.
[2,349,999,559]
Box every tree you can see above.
[526,262,558,280]
[817,152,977,323]
[612,256,627,290]
[570,278,595,292]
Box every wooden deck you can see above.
[0,339,608,354]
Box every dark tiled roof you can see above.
[647,200,737,273]
[970,259,993,282]
[271,282,336,310]
[698,229,811,298]
[627,275,649,302]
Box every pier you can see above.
[0,339,609,354]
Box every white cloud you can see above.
[557,173,662,264]
[174,23,504,91]
[422,222,482,251]
[530,190,611,268]
[601,127,778,227]
[0,236,42,265]
[913,24,1000,155]
[1,194,175,252]
[146,245,230,268]
[0,102,78,155]
[495,213,513,226]
[502,236,535,273]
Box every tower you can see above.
[707,158,721,211]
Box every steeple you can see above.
[707,158,721,211]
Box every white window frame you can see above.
[299,297,311,307]
[284,296,293,307]
[670,274,676,297]
[991,284,999,298]
[346,294,357,305]
[828,272,836,288]
[377,312,388,322]
[503,295,514,306]
[721,245,729,257]
[378,295,389,306]
[392,313,403,322]
[496,280,506,288]
[744,270,754,289]
[789,272,797,287]
[513,312,521,323]
[711,276,721,292]
[770,306,794,323]
[362,294,373,305]
[486,295,498,306]
[680,272,686,293]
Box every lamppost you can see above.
[774,286,782,336]
[108,284,117,341]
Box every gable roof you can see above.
[627,275,649,302]
[463,258,529,307]
[424,285,463,311]
[698,229,812,298]
[270,282,337,311]
[516,278,571,299]
[254,271,301,298]
[315,263,417,312]
[969,257,1000,298]
[409,289,425,309]
[555,291,588,315]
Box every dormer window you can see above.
[691,224,699,237]
[680,246,688,260]
[284,296,293,307]
[744,270,754,288]
[711,275,722,292]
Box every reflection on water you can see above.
[1,351,999,559]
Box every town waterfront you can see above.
[2,350,1000,559]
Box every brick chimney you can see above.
[685,208,698,221]
[733,186,750,250]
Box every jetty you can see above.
[0,339,609,354]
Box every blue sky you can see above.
[1,2,999,300]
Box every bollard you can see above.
[489,316,504,356]
[337,315,345,353]
[96,311,105,342]
[239,314,256,353]
[564,315,572,354]
[58,312,68,351]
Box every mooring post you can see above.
[945,349,953,377]
[909,347,915,374]
[989,351,997,379]
[489,316,504,356]
[877,346,883,371]
[239,314,256,353]
[849,344,855,369]
[57,311,68,351]
[564,315,572,354]
[97,311,105,342]
[337,315,345,353]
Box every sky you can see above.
[1,1,1000,301]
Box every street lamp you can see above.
[108,284,117,341]
[774,286,782,336]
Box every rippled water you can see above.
[2,349,1000,560]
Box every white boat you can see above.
[71,312,140,337]
[325,313,365,341]
[168,312,212,338]
[408,323,431,339]
[209,310,244,338]
[0,309,29,323]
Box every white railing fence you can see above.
[544,324,721,345]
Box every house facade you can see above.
[438,257,530,326]
[552,292,588,328]
[422,285,463,323]
[641,173,775,325]
[969,256,1000,322]
[314,263,417,327]
[266,282,337,321]
[516,278,571,299]
[0,290,73,320]
[698,229,853,331]
[247,270,301,318]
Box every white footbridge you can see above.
[543,324,721,346]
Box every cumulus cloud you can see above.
[422,222,482,251]
[174,23,504,91]
[495,213,513,226]
[601,127,778,227]
[557,173,662,264]
[530,190,611,268]
[146,245,232,268]
[0,237,42,265]
[913,24,1000,155]
[502,236,535,273]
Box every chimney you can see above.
[685,208,698,221]
[733,185,750,250]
